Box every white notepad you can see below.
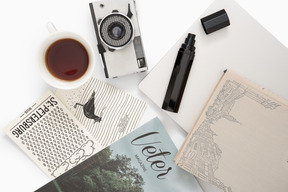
[139,0,288,132]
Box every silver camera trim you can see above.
[99,13,135,50]
[89,0,148,78]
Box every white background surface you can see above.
[0,0,287,191]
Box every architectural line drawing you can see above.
[178,80,280,192]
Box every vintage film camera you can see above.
[89,0,147,78]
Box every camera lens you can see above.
[108,23,125,40]
[99,13,134,49]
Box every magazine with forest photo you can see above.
[34,117,203,192]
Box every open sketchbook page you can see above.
[56,77,147,147]
[35,117,203,192]
[175,70,288,192]
[3,90,102,179]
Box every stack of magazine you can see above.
[3,77,203,191]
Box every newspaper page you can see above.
[56,78,147,147]
[3,90,103,179]
[175,70,288,192]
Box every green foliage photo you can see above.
[53,147,145,192]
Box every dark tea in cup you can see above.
[45,38,89,81]
[39,22,95,89]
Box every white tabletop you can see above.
[0,0,287,191]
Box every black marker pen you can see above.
[162,33,196,113]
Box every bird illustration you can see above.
[74,91,105,123]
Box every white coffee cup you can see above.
[39,22,95,89]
